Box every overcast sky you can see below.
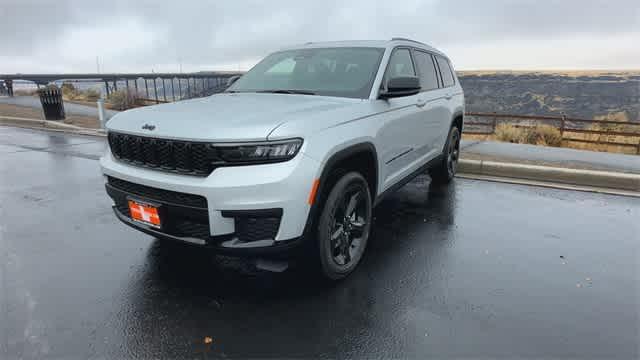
[1,0,639,73]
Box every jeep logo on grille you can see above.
[141,124,156,131]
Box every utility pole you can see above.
[96,56,100,74]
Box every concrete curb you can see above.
[0,116,106,137]
[458,158,640,192]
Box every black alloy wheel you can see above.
[446,127,460,178]
[316,172,372,280]
[430,126,461,184]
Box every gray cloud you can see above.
[1,0,639,72]
[434,0,640,40]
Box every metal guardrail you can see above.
[464,112,640,154]
[0,72,244,104]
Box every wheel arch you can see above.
[316,142,379,201]
[300,142,379,242]
[452,111,464,133]
[438,112,464,154]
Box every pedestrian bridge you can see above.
[0,72,244,102]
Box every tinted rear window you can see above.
[435,55,455,87]
[413,51,439,91]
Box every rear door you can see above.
[411,49,447,158]
[433,55,457,152]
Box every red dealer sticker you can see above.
[128,200,161,228]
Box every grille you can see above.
[235,217,281,242]
[108,132,213,176]
[107,176,207,208]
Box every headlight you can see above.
[212,138,303,165]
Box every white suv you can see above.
[100,38,464,279]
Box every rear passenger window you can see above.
[412,51,439,91]
[385,49,415,79]
[435,55,455,87]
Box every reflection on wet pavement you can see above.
[1,127,638,359]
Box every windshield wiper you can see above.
[257,89,316,95]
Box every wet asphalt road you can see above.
[1,126,638,359]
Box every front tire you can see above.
[429,126,460,185]
[316,172,372,280]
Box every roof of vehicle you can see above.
[280,39,446,57]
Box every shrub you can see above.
[84,88,101,102]
[60,82,75,93]
[494,123,562,147]
[527,125,563,146]
[61,82,79,100]
[60,83,103,102]
[107,89,143,110]
[495,124,524,143]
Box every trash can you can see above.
[38,86,66,120]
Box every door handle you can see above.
[445,94,453,100]
[416,99,427,108]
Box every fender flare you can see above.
[301,142,378,240]
[451,111,464,131]
[438,111,464,154]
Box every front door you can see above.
[376,48,427,191]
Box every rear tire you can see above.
[429,126,460,185]
[315,172,372,280]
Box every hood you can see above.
[106,92,358,141]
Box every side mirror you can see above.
[226,75,241,87]
[379,76,421,99]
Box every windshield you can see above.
[228,47,385,99]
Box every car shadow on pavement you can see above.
[130,174,458,296]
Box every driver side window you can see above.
[385,49,416,80]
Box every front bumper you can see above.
[111,204,306,258]
[100,150,320,256]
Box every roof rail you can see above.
[390,37,426,45]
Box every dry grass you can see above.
[563,121,640,154]
[494,123,523,143]
[107,89,145,110]
[464,121,640,155]
[61,82,101,102]
[494,124,563,147]
[526,125,563,146]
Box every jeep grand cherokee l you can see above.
[100,38,464,279]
